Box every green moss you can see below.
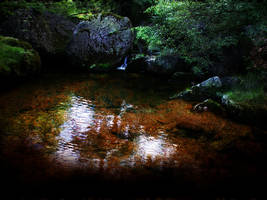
[226,89,265,105]
[90,63,111,69]
[0,42,26,75]
[100,12,124,20]
[0,35,32,50]
[132,53,145,61]
[0,36,41,77]
[0,1,46,19]
[72,12,94,20]
[225,73,266,106]
[98,63,110,68]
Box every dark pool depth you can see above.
[0,72,266,197]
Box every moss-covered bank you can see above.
[0,36,41,77]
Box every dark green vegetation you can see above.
[0,0,266,199]
[136,0,267,75]
[0,35,41,77]
[0,0,153,23]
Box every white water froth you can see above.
[117,57,128,71]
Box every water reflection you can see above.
[55,95,177,167]
[132,132,177,162]
[59,96,95,141]
[56,96,95,164]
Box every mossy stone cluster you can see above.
[0,36,41,77]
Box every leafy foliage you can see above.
[136,0,267,74]
[0,0,154,22]
[0,0,120,20]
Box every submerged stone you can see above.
[192,99,225,115]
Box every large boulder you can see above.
[0,35,41,77]
[67,13,134,68]
[0,9,75,66]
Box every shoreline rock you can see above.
[171,76,267,129]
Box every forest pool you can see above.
[0,72,266,197]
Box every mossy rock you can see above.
[0,36,41,77]
[170,76,223,101]
[0,8,75,67]
[67,13,134,69]
[221,94,267,128]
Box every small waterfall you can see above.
[117,57,128,71]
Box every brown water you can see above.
[0,72,266,197]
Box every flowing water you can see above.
[0,72,266,196]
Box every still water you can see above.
[0,72,265,193]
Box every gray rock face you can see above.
[171,76,222,101]
[196,76,222,88]
[0,9,75,59]
[67,14,134,67]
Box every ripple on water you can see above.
[135,134,176,161]
[54,95,178,168]
[56,96,95,165]
[0,73,258,185]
